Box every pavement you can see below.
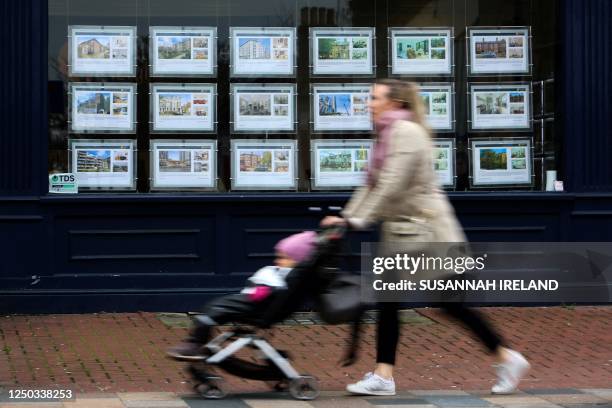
[0,389,611,408]
[0,306,611,407]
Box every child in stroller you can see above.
[167,230,318,360]
[167,226,363,400]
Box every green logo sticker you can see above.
[49,173,78,194]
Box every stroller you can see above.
[186,224,364,400]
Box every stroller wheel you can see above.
[194,377,227,399]
[289,375,319,400]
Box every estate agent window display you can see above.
[48,0,556,193]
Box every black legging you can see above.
[188,293,275,344]
[376,302,503,365]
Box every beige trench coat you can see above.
[342,120,466,244]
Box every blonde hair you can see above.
[377,79,430,133]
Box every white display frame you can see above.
[230,27,296,77]
[69,82,136,134]
[468,82,532,132]
[432,138,456,189]
[389,27,454,76]
[419,82,455,132]
[311,83,373,133]
[467,26,532,76]
[68,25,137,77]
[69,139,137,190]
[150,140,217,191]
[310,27,375,76]
[469,138,534,188]
[149,26,217,77]
[150,83,217,133]
[310,139,373,190]
[230,139,298,191]
[230,83,296,133]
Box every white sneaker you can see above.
[346,372,396,396]
[491,350,531,394]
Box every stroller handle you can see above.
[319,223,348,241]
[309,205,348,240]
[308,206,344,213]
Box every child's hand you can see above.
[248,285,272,302]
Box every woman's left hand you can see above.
[320,216,347,227]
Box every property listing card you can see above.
[432,139,455,187]
[151,140,216,189]
[151,84,215,132]
[70,139,136,189]
[390,28,452,75]
[470,83,531,131]
[420,83,454,131]
[70,83,135,133]
[311,28,374,75]
[150,27,216,76]
[311,139,373,189]
[69,26,136,76]
[471,139,532,186]
[231,27,295,76]
[231,84,295,132]
[231,140,297,190]
[312,84,372,132]
[468,27,530,75]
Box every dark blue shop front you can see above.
[1,0,611,313]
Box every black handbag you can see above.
[316,273,362,324]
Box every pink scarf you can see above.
[367,109,413,187]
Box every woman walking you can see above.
[321,79,530,396]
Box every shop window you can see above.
[48,0,559,193]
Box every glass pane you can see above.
[47,0,558,193]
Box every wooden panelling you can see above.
[53,216,217,279]
[229,216,320,273]
[0,0,45,195]
[68,229,201,260]
[0,218,46,282]
[562,0,612,192]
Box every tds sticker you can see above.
[49,173,78,194]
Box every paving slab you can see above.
[537,395,610,405]
[123,400,188,408]
[61,397,124,407]
[242,399,314,408]
[409,391,471,397]
[366,398,432,405]
[181,396,250,408]
[420,395,494,407]
[373,405,438,408]
[580,390,612,401]
[309,396,374,408]
[118,392,178,401]
[527,390,586,396]
[0,404,63,408]
[560,405,612,408]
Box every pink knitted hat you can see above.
[274,231,317,263]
